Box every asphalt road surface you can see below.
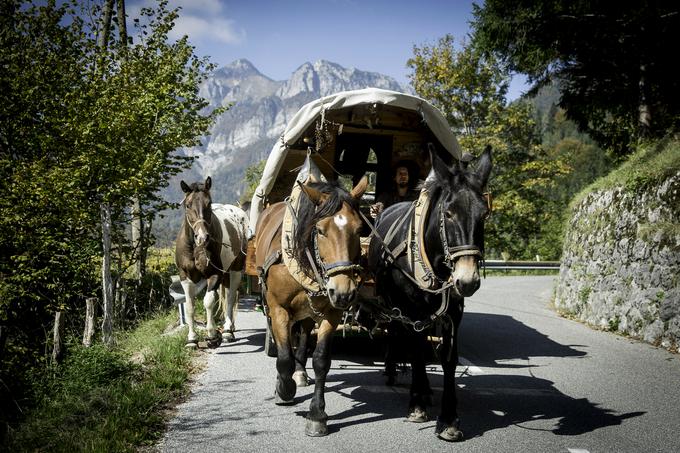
[159,276,680,453]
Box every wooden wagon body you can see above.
[243,88,463,349]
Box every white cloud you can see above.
[127,0,245,46]
[170,15,245,45]
[166,0,224,15]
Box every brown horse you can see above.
[175,177,249,348]
[254,176,367,437]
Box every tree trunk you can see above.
[0,325,7,363]
[131,197,143,282]
[118,1,144,285]
[83,297,97,347]
[638,62,652,135]
[97,0,115,50]
[101,203,114,346]
[116,0,128,45]
[51,311,65,363]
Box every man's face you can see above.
[395,166,409,187]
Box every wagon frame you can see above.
[243,88,464,354]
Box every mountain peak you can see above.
[230,58,257,71]
[216,59,263,79]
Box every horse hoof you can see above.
[407,407,429,423]
[185,341,198,349]
[274,390,294,406]
[293,371,310,387]
[305,419,328,437]
[207,337,222,349]
[435,418,463,442]
[224,331,236,343]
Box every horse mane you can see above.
[293,180,359,276]
[188,182,205,192]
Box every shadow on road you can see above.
[454,373,645,439]
[458,312,588,366]
[215,329,265,355]
[214,308,643,439]
[309,369,645,438]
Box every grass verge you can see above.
[4,311,194,453]
[570,137,680,209]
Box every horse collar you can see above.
[407,189,482,289]
[407,189,440,289]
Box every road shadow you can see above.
[286,312,639,438]
[458,312,588,367]
[219,305,641,439]
[215,328,265,355]
[307,369,644,438]
[454,373,645,439]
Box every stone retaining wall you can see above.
[554,173,680,351]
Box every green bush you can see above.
[3,312,192,452]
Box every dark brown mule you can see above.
[254,177,368,436]
[175,176,249,348]
[368,148,492,441]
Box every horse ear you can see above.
[476,146,493,186]
[204,176,212,191]
[350,175,369,200]
[180,180,191,193]
[430,148,451,181]
[298,182,325,206]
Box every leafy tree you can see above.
[241,159,266,204]
[531,83,615,204]
[0,0,222,430]
[408,35,569,259]
[471,0,680,155]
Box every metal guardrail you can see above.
[484,260,561,271]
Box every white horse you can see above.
[175,177,249,347]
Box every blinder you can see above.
[438,204,483,270]
[483,192,492,219]
[311,227,363,284]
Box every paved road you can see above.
[159,276,680,453]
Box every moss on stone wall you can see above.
[555,139,680,352]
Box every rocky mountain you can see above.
[154,59,410,244]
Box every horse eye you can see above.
[317,227,326,237]
[444,210,454,220]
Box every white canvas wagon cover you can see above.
[248,87,462,231]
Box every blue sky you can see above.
[128,0,528,99]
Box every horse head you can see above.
[297,176,368,310]
[428,146,492,297]
[181,176,213,247]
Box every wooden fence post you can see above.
[83,297,97,347]
[52,311,65,363]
